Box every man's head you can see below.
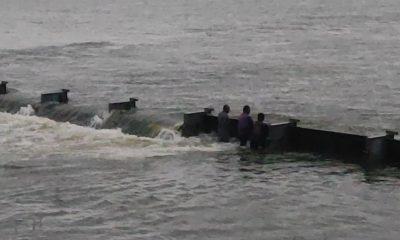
[257,113,265,122]
[243,105,250,114]
[223,104,230,113]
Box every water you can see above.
[1,0,400,239]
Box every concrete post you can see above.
[204,108,214,115]
[289,118,300,127]
[41,89,70,104]
[269,121,297,151]
[0,81,8,94]
[130,98,138,108]
[366,130,398,168]
[182,112,206,137]
[61,89,70,103]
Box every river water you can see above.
[1,0,400,239]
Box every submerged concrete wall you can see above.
[1,83,399,167]
[182,109,400,168]
[182,112,238,137]
[268,123,295,152]
[290,127,367,163]
[182,112,208,137]
[204,115,239,137]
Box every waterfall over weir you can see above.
[0,89,166,138]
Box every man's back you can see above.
[218,111,230,142]
[250,121,269,150]
[238,113,253,135]
[253,121,269,139]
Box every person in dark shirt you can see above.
[217,104,231,142]
[238,105,254,146]
[250,113,270,150]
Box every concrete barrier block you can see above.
[289,118,300,126]
[0,81,8,94]
[268,123,294,151]
[386,139,400,166]
[41,89,69,104]
[367,131,399,167]
[182,112,207,137]
[204,108,214,115]
[182,108,219,137]
[366,136,385,168]
[290,127,367,162]
[108,98,138,112]
[181,110,399,167]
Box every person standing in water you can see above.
[238,105,254,146]
[217,104,231,142]
[250,113,269,150]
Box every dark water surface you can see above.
[1,0,400,239]
[1,0,400,134]
[2,148,400,240]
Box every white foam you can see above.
[0,112,235,161]
[89,115,104,129]
[17,105,35,116]
[156,128,181,141]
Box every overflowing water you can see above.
[16,104,35,116]
[1,0,400,239]
[89,115,104,129]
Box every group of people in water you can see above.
[217,105,269,150]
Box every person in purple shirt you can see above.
[238,105,254,146]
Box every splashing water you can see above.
[0,112,236,161]
[16,105,35,116]
[156,128,181,141]
[89,115,104,129]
